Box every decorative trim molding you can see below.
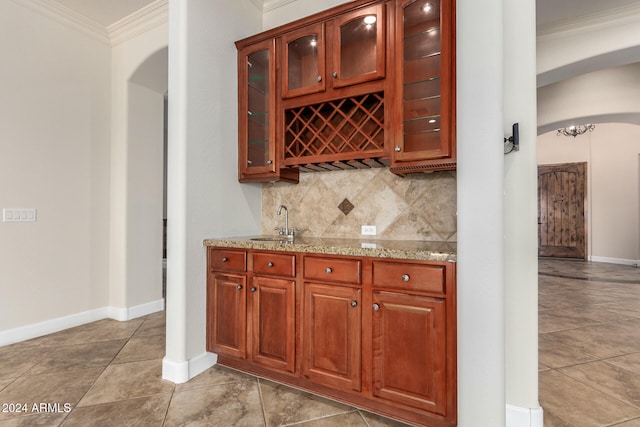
[162,352,218,384]
[589,256,640,267]
[108,0,168,47]
[538,3,640,39]
[506,404,544,427]
[263,0,298,13]
[109,299,165,321]
[0,301,165,346]
[8,0,109,44]
[10,0,167,47]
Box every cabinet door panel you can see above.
[372,291,447,415]
[251,276,296,373]
[332,4,385,88]
[208,273,247,359]
[303,283,361,391]
[281,23,325,98]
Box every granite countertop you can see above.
[203,236,457,262]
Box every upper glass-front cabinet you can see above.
[281,4,385,99]
[238,40,277,180]
[332,4,385,88]
[392,0,455,165]
[281,23,325,99]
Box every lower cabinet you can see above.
[302,283,362,392]
[250,276,296,372]
[372,291,447,415]
[207,247,456,427]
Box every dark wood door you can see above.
[208,272,247,359]
[302,283,362,391]
[372,291,447,415]
[538,163,587,259]
[250,276,296,373]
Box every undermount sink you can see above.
[250,236,293,243]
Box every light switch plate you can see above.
[3,208,37,222]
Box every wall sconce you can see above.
[504,122,519,155]
[556,124,595,137]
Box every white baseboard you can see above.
[589,256,639,267]
[109,299,165,321]
[506,404,544,427]
[0,299,165,347]
[162,351,217,384]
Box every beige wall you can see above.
[0,0,111,334]
[538,123,640,264]
[261,168,457,241]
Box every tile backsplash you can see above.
[262,168,457,241]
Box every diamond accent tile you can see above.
[338,198,355,216]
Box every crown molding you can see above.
[250,0,264,12]
[264,0,297,13]
[108,0,168,47]
[9,0,109,44]
[538,2,640,39]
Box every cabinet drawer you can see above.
[209,248,247,272]
[372,261,445,294]
[253,252,296,277]
[304,256,361,284]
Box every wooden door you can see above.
[208,272,247,359]
[372,291,447,415]
[302,283,361,391]
[250,276,296,373]
[538,163,587,259]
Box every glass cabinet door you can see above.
[394,0,453,162]
[332,4,385,88]
[281,23,325,99]
[239,40,276,177]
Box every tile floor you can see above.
[539,258,640,427]
[1,258,638,426]
[0,312,409,426]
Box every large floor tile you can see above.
[61,393,172,427]
[175,364,255,392]
[539,309,602,333]
[614,418,640,427]
[27,339,126,375]
[78,359,174,406]
[542,319,640,358]
[539,369,640,426]
[133,314,166,337]
[0,368,102,421]
[32,319,144,347]
[259,379,354,427]
[559,361,640,408]
[360,410,413,427]
[0,413,67,426]
[287,411,366,426]
[164,379,264,427]
[538,335,598,368]
[605,352,640,375]
[112,335,165,364]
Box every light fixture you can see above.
[422,2,432,13]
[363,15,377,25]
[556,124,595,137]
[310,39,317,47]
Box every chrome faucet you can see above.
[276,205,289,236]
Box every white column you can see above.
[457,0,506,424]
[504,0,543,425]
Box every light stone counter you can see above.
[203,236,456,262]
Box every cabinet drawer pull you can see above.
[351,300,358,308]
[236,285,243,290]
[250,287,257,292]
[332,71,338,78]
[267,262,274,267]
[395,146,401,152]
[317,75,322,82]
[267,160,273,164]
[325,267,333,274]
[222,257,228,262]
[401,274,410,282]
[372,303,380,311]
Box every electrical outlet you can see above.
[361,225,376,236]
